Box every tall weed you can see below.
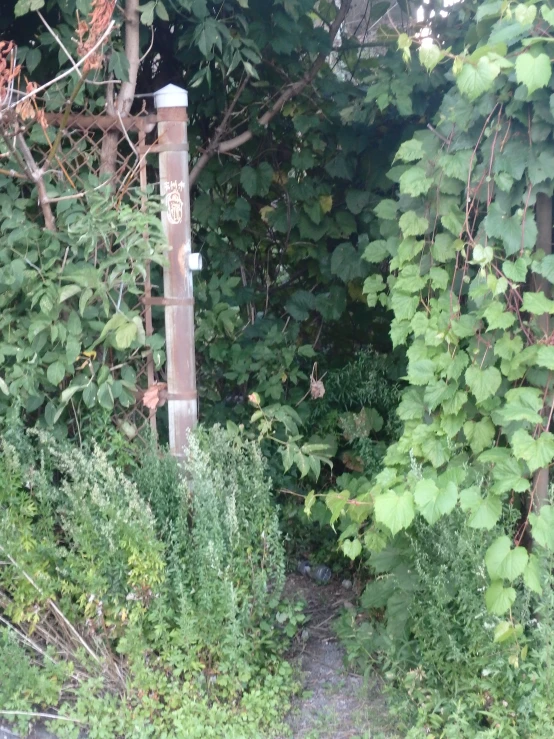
[336,508,554,737]
[0,426,293,737]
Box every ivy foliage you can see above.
[326,0,554,625]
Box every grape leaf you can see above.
[512,429,554,473]
[523,553,543,594]
[521,291,554,314]
[414,479,457,525]
[465,364,502,404]
[485,581,517,615]
[399,211,429,237]
[485,535,528,581]
[374,490,415,535]
[419,43,442,72]
[516,52,552,96]
[528,505,554,549]
[456,56,501,101]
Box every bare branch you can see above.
[4,22,115,114]
[15,133,56,231]
[116,0,140,115]
[189,0,352,186]
[38,11,82,78]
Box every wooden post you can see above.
[154,84,199,457]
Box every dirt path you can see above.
[279,574,399,739]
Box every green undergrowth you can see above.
[0,425,300,738]
[335,508,554,738]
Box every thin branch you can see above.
[190,74,249,183]
[0,711,84,724]
[189,0,352,186]
[15,133,56,231]
[116,0,140,115]
[38,11,82,78]
[4,22,115,113]
[0,546,102,667]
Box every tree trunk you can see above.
[100,0,140,178]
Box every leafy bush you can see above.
[308,348,403,478]
[0,426,295,737]
[133,425,286,672]
[0,186,167,430]
[336,508,554,738]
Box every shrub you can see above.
[0,426,294,737]
[132,425,286,673]
[336,507,554,738]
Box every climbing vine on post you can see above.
[331,0,554,631]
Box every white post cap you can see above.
[154,84,188,109]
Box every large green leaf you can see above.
[463,417,496,454]
[484,202,537,256]
[399,211,429,237]
[521,291,554,314]
[414,479,457,524]
[419,43,442,72]
[240,163,274,197]
[325,490,350,526]
[528,505,554,549]
[485,581,517,615]
[407,359,436,386]
[285,290,316,320]
[394,139,424,162]
[515,52,552,96]
[456,56,501,100]
[14,0,44,15]
[47,361,66,387]
[485,536,528,581]
[345,189,371,214]
[536,345,554,370]
[466,492,502,530]
[512,429,554,473]
[495,387,543,424]
[374,200,398,220]
[465,365,502,404]
[331,243,364,282]
[523,553,543,594]
[399,167,433,197]
[374,490,415,535]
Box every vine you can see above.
[329,0,554,639]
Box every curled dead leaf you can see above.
[142,382,167,410]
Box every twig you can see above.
[0,711,84,724]
[15,133,56,231]
[116,110,139,156]
[0,545,102,667]
[38,12,82,78]
[0,615,58,666]
[5,22,115,112]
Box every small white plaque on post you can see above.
[188,253,203,272]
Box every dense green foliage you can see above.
[0,426,296,737]
[337,510,554,737]
[325,0,554,618]
[317,0,554,735]
[0,186,166,429]
[7,0,554,735]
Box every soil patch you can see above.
[279,573,399,739]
